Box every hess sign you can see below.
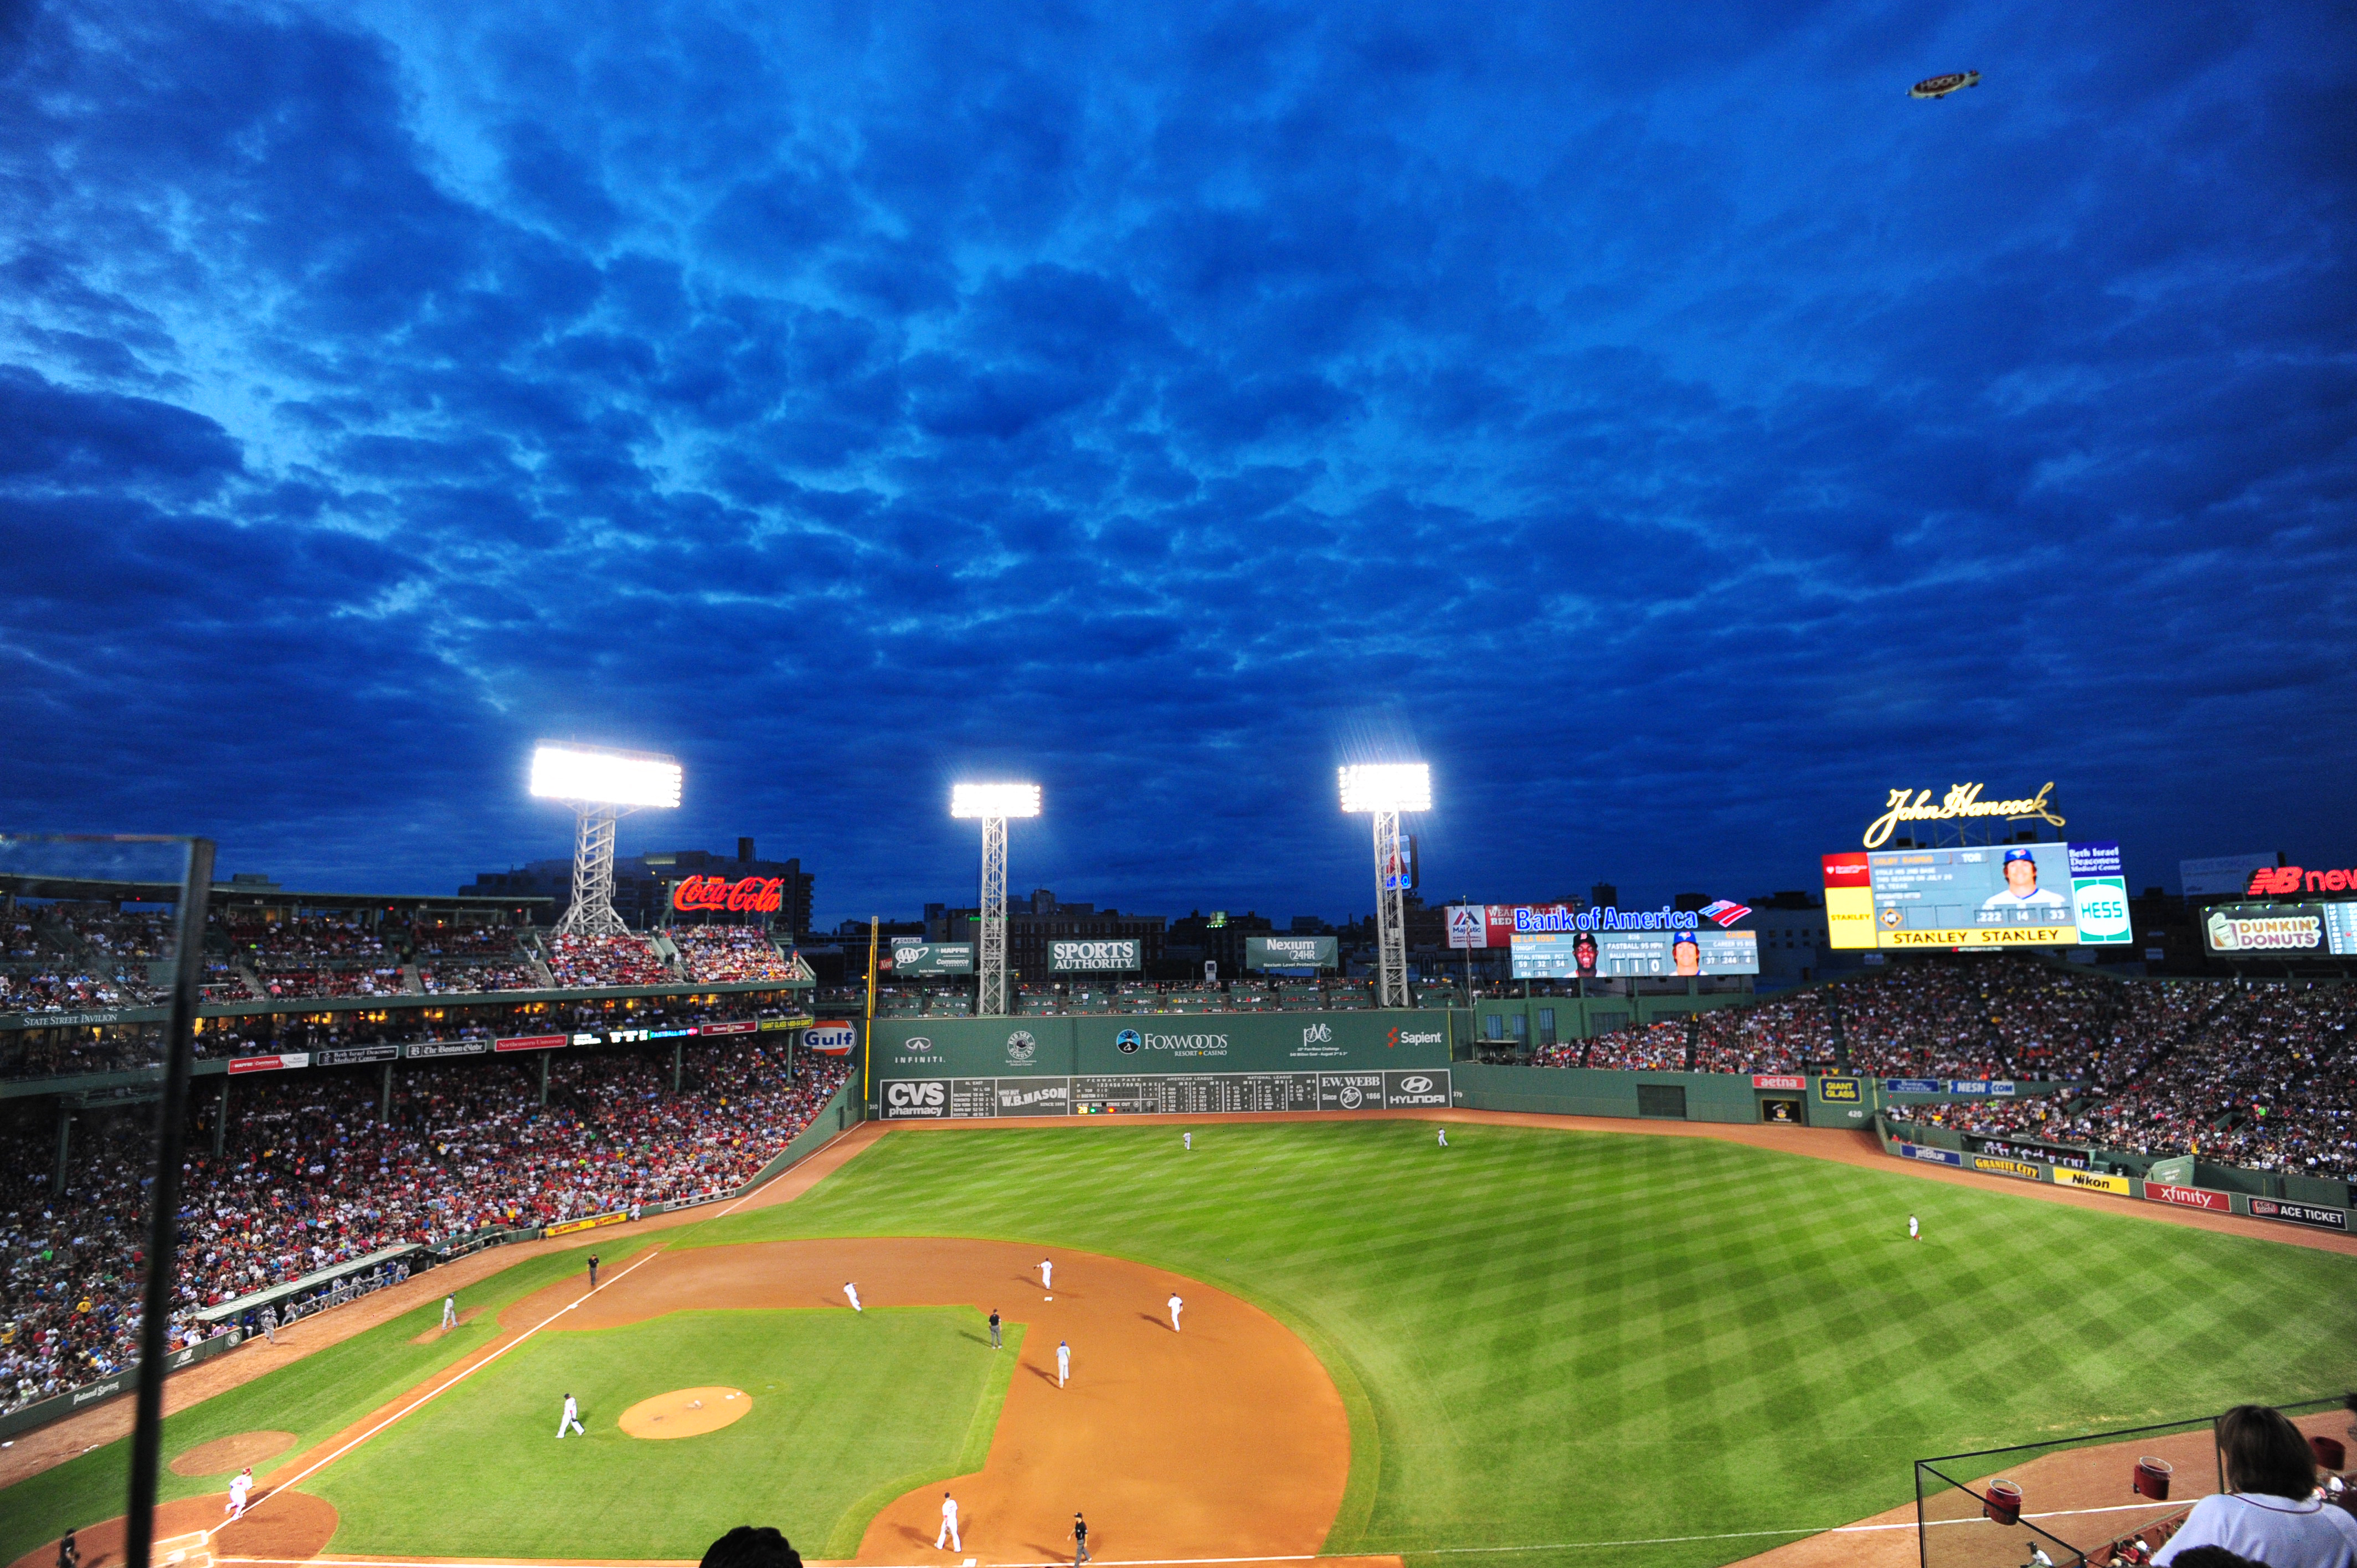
[672,875,785,914]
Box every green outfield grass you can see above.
[306,1306,1021,1559]
[677,1121,2357,1568]
[0,1238,652,1568]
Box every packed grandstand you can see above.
[0,1040,850,1419]
[4,885,2353,1424]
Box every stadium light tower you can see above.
[951,782,1041,1017]
[531,742,683,937]
[1340,763,1430,1009]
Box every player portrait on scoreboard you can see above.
[1980,847,2068,917]
[1572,930,1599,977]
[1672,930,1701,976]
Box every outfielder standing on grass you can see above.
[557,1392,585,1438]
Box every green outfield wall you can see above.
[867,1010,1455,1081]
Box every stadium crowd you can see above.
[673,926,799,984]
[0,1040,850,1418]
[545,933,673,988]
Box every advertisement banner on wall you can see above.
[881,1068,1453,1120]
[2180,853,2278,898]
[2248,1198,2347,1231]
[1049,939,1141,972]
[2145,1182,2230,1213]
[1245,935,1339,971]
[2202,904,2357,957]
[1897,1142,1963,1167]
[1970,1154,2044,1180]
[2052,1169,2131,1195]
[1816,1077,1864,1103]
[888,942,976,975]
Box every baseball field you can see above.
[7,1115,2356,1568]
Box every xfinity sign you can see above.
[1051,939,1141,972]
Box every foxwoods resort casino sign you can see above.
[1862,782,2065,849]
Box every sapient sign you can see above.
[1051,939,1141,972]
[1862,782,2066,849]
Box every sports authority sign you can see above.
[1049,939,1141,972]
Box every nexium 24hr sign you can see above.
[1862,782,2065,849]
[1049,939,1141,972]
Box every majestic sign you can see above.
[888,942,975,975]
[1049,939,1141,972]
[1825,843,2131,950]
[2246,863,2357,896]
[671,875,785,915]
[1862,782,2065,849]
[1245,935,1338,970]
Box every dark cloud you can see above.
[1,0,2351,916]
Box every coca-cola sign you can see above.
[672,875,785,914]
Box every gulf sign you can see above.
[804,1020,857,1055]
[672,875,785,914]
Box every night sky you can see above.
[5,1,2353,927]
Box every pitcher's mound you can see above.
[619,1386,752,1439]
[168,1431,296,1477]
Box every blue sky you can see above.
[3,0,2352,926]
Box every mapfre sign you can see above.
[672,875,785,914]
[2247,864,2357,896]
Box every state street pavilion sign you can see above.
[1862,782,2066,849]
[1049,938,1142,972]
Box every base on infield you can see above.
[617,1388,753,1440]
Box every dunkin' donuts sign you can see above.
[672,875,786,914]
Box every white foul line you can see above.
[208,1167,792,1544]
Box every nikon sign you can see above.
[1050,939,1141,972]
[1245,935,1339,971]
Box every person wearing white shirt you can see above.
[934,1493,961,1552]
[2154,1405,2357,1567]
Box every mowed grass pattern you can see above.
[306,1307,1021,1559]
[0,1239,654,1568]
[685,1121,2357,1568]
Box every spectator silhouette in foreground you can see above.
[2153,1405,2357,1566]
[701,1526,802,1568]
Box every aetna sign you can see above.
[2247,864,2357,896]
[672,875,785,914]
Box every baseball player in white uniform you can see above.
[1183,1131,1191,1150]
[844,1281,862,1312]
[1167,1293,1183,1332]
[1039,1257,1053,1291]
[441,1294,457,1329]
[1438,1127,1448,1148]
[225,1467,253,1519]
[1908,1215,1919,1241]
[1057,1339,1071,1386]
[557,1392,585,1438]
[935,1493,961,1551]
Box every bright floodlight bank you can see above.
[1340,763,1430,1007]
[953,782,1041,1015]
[950,782,1043,819]
[531,742,683,937]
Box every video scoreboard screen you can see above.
[1511,929,1758,978]
[1823,842,2131,950]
